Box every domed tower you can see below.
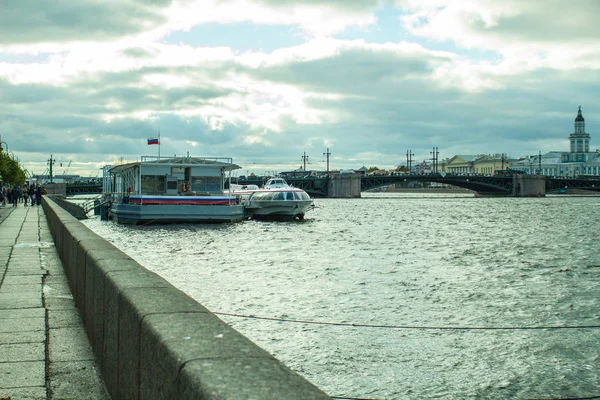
[569,106,590,158]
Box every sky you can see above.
[1,0,599,178]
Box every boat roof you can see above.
[109,155,241,174]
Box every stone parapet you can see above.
[42,195,331,400]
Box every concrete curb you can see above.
[41,196,331,400]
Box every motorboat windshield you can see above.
[249,190,311,201]
[264,178,289,189]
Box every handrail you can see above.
[81,195,107,214]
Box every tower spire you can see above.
[570,106,589,154]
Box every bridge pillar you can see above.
[328,174,361,198]
[512,174,545,197]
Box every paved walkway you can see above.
[0,204,110,399]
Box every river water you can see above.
[80,193,600,400]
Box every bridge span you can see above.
[360,174,513,195]
[65,174,600,198]
[228,174,600,197]
[360,174,600,195]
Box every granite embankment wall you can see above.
[42,196,331,400]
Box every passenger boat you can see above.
[102,155,245,224]
[231,177,314,221]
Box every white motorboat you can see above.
[231,177,314,221]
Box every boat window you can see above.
[141,175,166,194]
[301,192,310,201]
[166,180,178,190]
[268,179,285,187]
[294,192,303,200]
[273,192,284,200]
[286,192,294,200]
[255,192,272,200]
[191,176,221,193]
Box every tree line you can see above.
[0,151,27,186]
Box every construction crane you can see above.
[62,160,72,175]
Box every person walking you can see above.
[11,186,19,207]
[29,185,35,206]
[23,185,29,206]
[35,185,43,206]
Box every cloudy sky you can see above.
[1,0,599,178]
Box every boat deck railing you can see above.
[140,155,235,165]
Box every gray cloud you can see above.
[255,46,443,95]
[403,0,600,51]
[491,1,600,43]
[0,0,169,45]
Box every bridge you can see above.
[227,174,600,197]
[360,174,514,195]
[65,183,103,195]
[65,174,600,197]
[364,174,600,194]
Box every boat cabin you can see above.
[264,178,288,189]
[103,156,240,201]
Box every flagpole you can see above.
[158,129,161,159]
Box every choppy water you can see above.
[81,193,600,400]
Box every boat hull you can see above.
[244,200,313,221]
[110,200,244,225]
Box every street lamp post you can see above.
[430,147,439,173]
[323,148,331,174]
[48,154,56,183]
[301,152,309,171]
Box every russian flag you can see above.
[148,137,159,145]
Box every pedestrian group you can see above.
[1,184,45,209]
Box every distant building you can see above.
[414,160,433,174]
[444,107,600,178]
[511,107,600,177]
[443,154,513,175]
[442,155,479,174]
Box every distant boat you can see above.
[102,155,245,224]
[231,177,315,221]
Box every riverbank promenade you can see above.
[0,204,110,399]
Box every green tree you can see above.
[0,152,27,186]
[367,166,380,173]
